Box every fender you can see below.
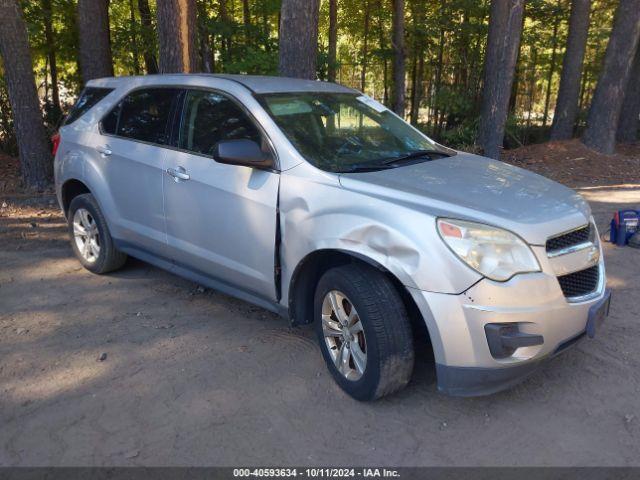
[278,163,482,299]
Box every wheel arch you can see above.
[287,249,432,348]
[61,178,91,216]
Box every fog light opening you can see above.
[484,323,544,359]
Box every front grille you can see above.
[557,265,599,298]
[546,225,591,253]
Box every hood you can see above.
[338,152,591,245]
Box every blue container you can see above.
[610,210,640,246]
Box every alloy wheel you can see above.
[73,208,100,263]
[321,290,367,381]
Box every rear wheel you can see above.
[68,194,127,274]
[314,264,415,401]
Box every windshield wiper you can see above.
[334,149,452,173]
[382,149,451,165]
[335,163,396,173]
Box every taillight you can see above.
[51,133,61,156]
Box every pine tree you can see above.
[0,0,52,189]
[77,0,114,83]
[156,0,199,73]
[278,0,320,79]
[477,0,525,159]
[328,0,338,82]
[617,45,640,143]
[551,0,591,140]
[391,0,406,115]
[582,0,640,153]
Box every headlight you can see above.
[437,218,540,281]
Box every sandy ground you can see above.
[1,160,640,466]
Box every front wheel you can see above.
[314,264,415,401]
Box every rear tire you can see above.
[68,193,127,274]
[314,263,415,401]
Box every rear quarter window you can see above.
[64,87,114,125]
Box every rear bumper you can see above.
[408,266,610,396]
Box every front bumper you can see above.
[408,263,609,396]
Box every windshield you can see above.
[258,92,451,172]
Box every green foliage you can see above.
[0,0,623,155]
[224,46,278,74]
[21,0,82,102]
[437,116,480,152]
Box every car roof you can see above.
[86,74,358,95]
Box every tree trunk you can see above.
[470,32,484,111]
[129,0,141,75]
[551,0,591,140]
[433,27,445,135]
[41,0,61,120]
[477,0,525,159]
[261,0,271,52]
[583,0,640,153]
[409,0,425,125]
[0,0,53,189]
[410,46,418,124]
[391,0,405,116]
[411,53,425,125]
[542,0,562,127]
[242,0,251,45]
[376,0,389,104]
[44,57,50,104]
[417,54,425,123]
[508,49,521,115]
[459,7,470,91]
[138,0,159,74]
[617,45,640,142]
[526,48,538,138]
[508,11,525,116]
[77,0,114,83]
[278,0,320,79]
[360,0,371,92]
[328,0,338,82]
[219,0,232,64]
[578,65,588,113]
[197,0,212,73]
[156,0,198,73]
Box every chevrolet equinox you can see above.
[54,74,611,400]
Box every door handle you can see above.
[167,166,190,182]
[96,145,112,157]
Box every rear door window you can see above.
[64,87,113,125]
[116,88,178,145]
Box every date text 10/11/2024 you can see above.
[232,468,401,478]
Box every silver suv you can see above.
[54,74,611,400]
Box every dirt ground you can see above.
[1,142,640,466]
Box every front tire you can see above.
[314,264,415,401]
[68,193,127,274]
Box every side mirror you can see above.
[213,139,274,170]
